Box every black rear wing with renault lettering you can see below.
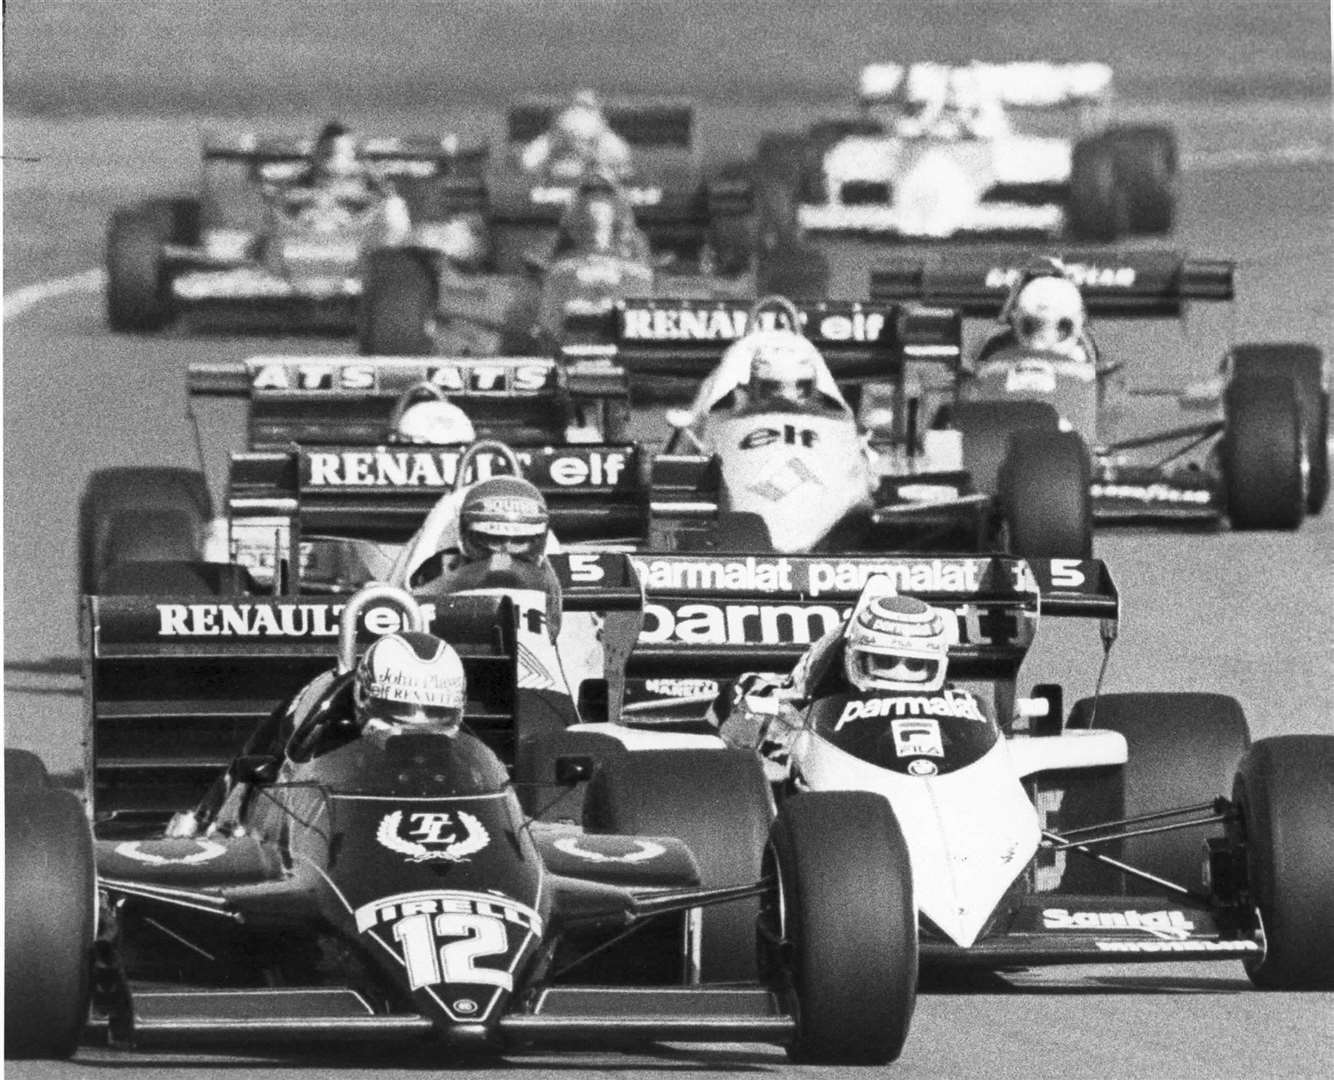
[188,355,627,450]
[870,251,1234,318]
[82,594,522,832]
[572,298,961,379]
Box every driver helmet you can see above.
[354,632,466,734]
[458,476,550,564]
[311,120,360,180]
[1010,275,1086,354]
[747,330,821,406]
[556,90,606,151]
[563,179,626,254]
[392,400,477,445]
[843,590,956,693]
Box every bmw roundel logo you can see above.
[907,758,938,777]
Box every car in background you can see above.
[756,62,1175,242]
[104,131,486,333]
[871,249,1329,529]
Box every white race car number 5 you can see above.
[1049,559,1087,588]
[567,553,605,582]
[393,912,512,991]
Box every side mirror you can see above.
[554,755,596,786]
[232,754,281,785]
[577,679,610,726]
[1019,683,1064,738]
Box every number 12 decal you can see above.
[393,912,512,991]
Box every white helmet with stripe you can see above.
[354,632,466,733]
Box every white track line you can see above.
[3,267,105,323]
[0,141,1328,324]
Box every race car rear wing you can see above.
[870,251,1235,319]
[506,99,695,150]
[620,553,1118,679]
[228,442,648,552]
[82,593,520,830]
[201,133,489,179]
[579,298,962,379]
[859,62,1113,108]
[188,355,627,449]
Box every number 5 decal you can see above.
[393,912,512,991]
[1049,559,1087,588]
[567,552,605,582]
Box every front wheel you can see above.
[1233,735,1334,989]
[1000,429,1093,558]
[763,791,916,1065]
[4,785,95,1059]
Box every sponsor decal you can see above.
[640,600,842,646]
[835,690,987,731]
[620,306,887,343]
[249,360,552,393]
[552,837,667,864]
[154,600,435,638]
[113,839,227,866]
[739,425,819,450]
[531,185,663,206]
[1092,483,1213,506]
[907,758,938,776]
[984,264,1137,290]
[1094,939,1261,953]
[1005,362,1057,394]
[375,810,490,863]
[629,556,988,599]
[475,495,543,517]
[642,678,720,698]
[302,448,626,489]
[353,889,541,1006]
[891,717,945,758]
[1041,908,1195,941]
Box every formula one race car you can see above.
[599,295,1095,556]
[77,352,635,599]
[5,583,917,1064]
[105,131,486,333]
[594,553,1334,1022]
[358,158,829,357]
[871,250,1329,529]
[756,62,1175,241]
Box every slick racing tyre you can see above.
[359,248,436,356]
[1064,693,1250,895]
[950,399,1060,499]
[1103,125,1177,235]
[584,748,773,982]
[1223,374,1306,530]
[1068,137,1131,242]
[1000,429,1093,558]
[763,791,916,1065]
[1229,344,1328,514]
[1232,735,1334,990]
[106,202,176,331]
[5,748,50,790]
[78,467,212,595]
[4,785,95,1059]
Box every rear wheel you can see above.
[359,248,436,356]
[1232,735,1334,989]
[1068,138,1130,242]
[1224,374,1306,530]
[1063,693,1250,894]
[4,785,95,1059]
[584,748,773,982]
[106,206,170,331]
[1000,429,1093,558]
[78,467,212,595]
[1229,344,1328,514]
[1104,125,1176,234]
[764,791,916,1065]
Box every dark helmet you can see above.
[353,631,466,733]
[310,120,358,178]
[459,476,550,564]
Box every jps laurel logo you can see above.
[375,810,490,863]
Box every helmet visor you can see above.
[364,699,463,732]
[848,646,947,692]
